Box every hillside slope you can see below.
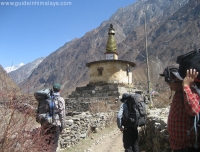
[18,0,197,97]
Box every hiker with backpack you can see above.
[160,64,200,152]
[35,83,65,152]
[117,93,146,152]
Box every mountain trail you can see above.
[86,127,124,152]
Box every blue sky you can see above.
[0,0,136,68]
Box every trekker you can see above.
[40,83,65,152]
[160,64,200,152]
[117,93,140,152]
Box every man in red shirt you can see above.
[160,64,200,152]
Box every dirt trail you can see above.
[85,126,147,152]
[87,127,124,152]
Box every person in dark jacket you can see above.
[117,93,140,152]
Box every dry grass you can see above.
[0,93,52,152]
[88,101,110,113]
[0,72,57,152]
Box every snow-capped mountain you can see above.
[9,57,45,84]
[4,63,25,73]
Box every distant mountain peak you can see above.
[8,57,45,84]
[4,63,25,73]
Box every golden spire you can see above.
[106,24,117,53]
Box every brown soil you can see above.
[87,127,124,152]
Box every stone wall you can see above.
[59,108,171,152]
[140,107,171,152]
[68,83,143,99]
[58,107,171,152]
[60,95,171,152]
[57,112,116,151]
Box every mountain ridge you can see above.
[9,57,45,84]
[0,65,20,99]
[12,0,200,98]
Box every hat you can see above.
[159,64,183,81]
[120,93,130,103]
[170,70,183,80]
[53,83,61,91]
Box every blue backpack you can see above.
[34,88,58,125]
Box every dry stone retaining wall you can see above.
[140,107,171,152]
[58,112,115,151]
[58,102,171,152]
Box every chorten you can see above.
[68,24,138,101]
[86,24,136,85]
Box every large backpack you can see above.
[176,49,200,80]
[176,50,200,148]
[34,88,60,126]
[121,93,146,127]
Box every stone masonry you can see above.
[140,107,171,152]
[57,107,171,152]
[57,111,116,151]
[58,83,170,151]
[68,83,143,99]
